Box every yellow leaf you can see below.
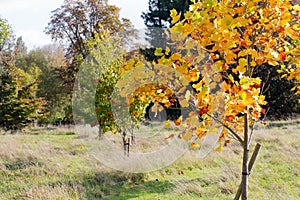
[139,95,147,102]
[232,17,248,27]
[185,90,191,101]
[196,128,208,139]
[238,58,247,68]
[233,58,247,74]
[191,142,200,148]
[220,14,233,27]
[268,60,278,66]
[170,9,177,18]
[157,89,163,93]
[164,120,171,128]
[239,91,247,100]
[182,131,193,141]
[286,27,298,40]
[170,9,181,24]
[242,92,254,106]
[250,49,258,59]
[293,5,300,11]
[192,80,203,91]
[154,48,164,56]
[170,53,181,60]
[228,74,235,83]
[258,95,267,105]
[250,60,256,67]
[165,46,170,55]
[238,50,248,57]
[182,23,194,35]
[177,66,189,74]
[216,144,223,153]
[180,99,189,108]
[129,97,135,104]
[240,77,250,89]
[171,14,181,24]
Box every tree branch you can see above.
[207,113,244,145]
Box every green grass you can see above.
[0,121,299,199]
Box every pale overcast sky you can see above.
[0,0,148,50]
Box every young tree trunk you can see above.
[241,113,249,199]
[234,143,262,200]
[98,127,104,139]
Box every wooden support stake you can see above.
[234,143,262,200]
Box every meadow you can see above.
[0,120,299,199]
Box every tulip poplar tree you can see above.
[113,0,300,199]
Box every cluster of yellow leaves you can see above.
[220,76,267,138]
[117,56,183,120]
[166,0,300,149]
[117,0,300,150]
[130,83,173,107]
[173,0,300,74]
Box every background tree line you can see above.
[0,0,299,132]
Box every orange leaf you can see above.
[164,133,175,140]
[200,106,208,115]
[279,52,286,61]
[171,53,181,61]
[174,116,182,126]
[225,115,235,122]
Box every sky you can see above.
[0,0,148,50]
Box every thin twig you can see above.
[207,113,244,145]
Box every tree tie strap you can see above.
[242,171,251,176]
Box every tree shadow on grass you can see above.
[83,171,175,199]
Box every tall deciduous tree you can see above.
[0,17,16,66]
[45,0,135,91]
[0,65,46,132]
[0,18,45,132]
[16,44,69,124]
[72,30,126,134]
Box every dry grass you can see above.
[0,120,299,199]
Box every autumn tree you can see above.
[0,18,45,132]
[0,17,15,66]
[165,0,300,199]
[45,0,135,92]
[72,30,127,135]
[16,44,69,124]
[112,0,300,199]
[141,0,299,120]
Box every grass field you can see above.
[0,120,299,199]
